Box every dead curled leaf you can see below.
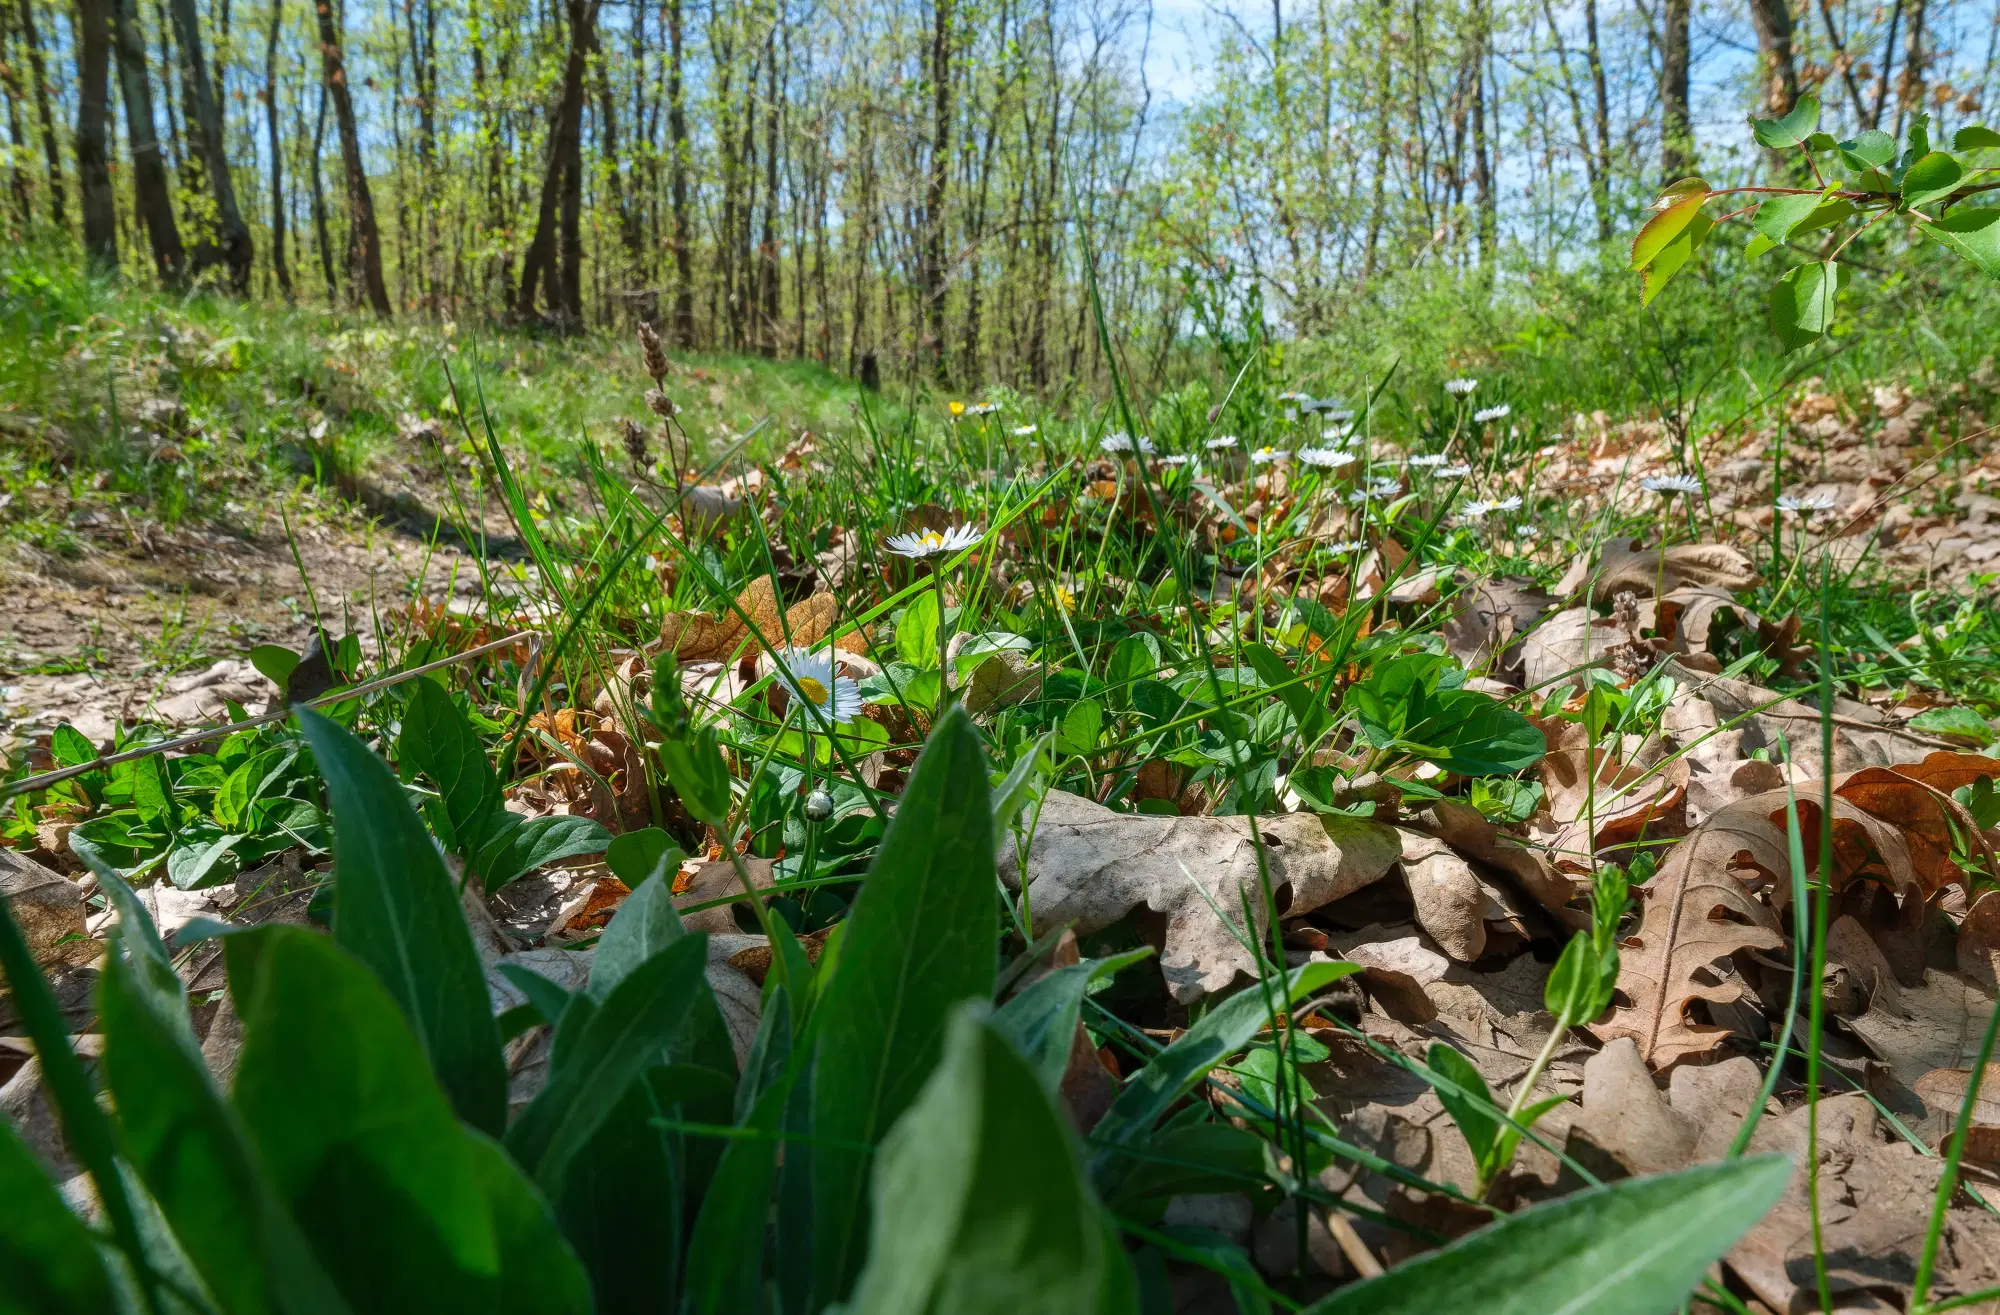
[997,789,1403,1001]
[0,849,99,971]
[1914,1065,2000,1167]
[1528,717,1686,870]
[1595,752,2000,1070]
[1555,540,1758,603]
[658,579,863,661]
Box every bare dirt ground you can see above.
[0,506,476,750]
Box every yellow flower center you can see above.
[1052,586,1076,614]
[796,676,830,705]
[918,530,944,550]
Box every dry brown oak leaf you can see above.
[1594,751,2000,1070]
[1555,540,1758,603]
[659,578,862,661]
[997,789,1403,1002]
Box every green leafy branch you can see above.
[1632,94,2000,350]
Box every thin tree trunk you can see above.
[167,0,253,288]
[1659,0,1693,179]
[757,33,779,357]
[314,0,390,313]
[3,27,31,226]
[1747,0,1799,115]
[111,0,186,281]
[515,0,592,325]
[309,76,336,297]
[1895,0,1926,138]
[1870,0,1902,130]
[919,0,953,380]
[666,0,692,345]
[1471,2,1495,266]
[17,0,62,227]
[265,0,291,296]
[1585,0,1611,233]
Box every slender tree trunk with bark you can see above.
[167,0,253,289]
[1748,0,1799,114]
[1659,0,1694,179]
[514,0,593,325]
[309,78,336,298]
[17,0,63,228]
[265,0,291,296]
[666,0,692,345]
[314,0,391,313]
[111,0,186,282]
[1585,0,1611,233]
[919,0,954,381]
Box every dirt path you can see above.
[1,507,478,750]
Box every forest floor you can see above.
[10,272,2000,1311]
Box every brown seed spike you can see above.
[636,320,669,384]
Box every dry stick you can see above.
[2,629,539,801]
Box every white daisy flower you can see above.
[1100,432,1156,456]
[1347,478,1401,504]
[1158,453,1195,467]
[1491,495,1523,512]
[1408,453,1449,468]
[1297,447,1357,468]
[1437,463,1473,478]
[1205,435,1240,450]
[1323,409,1356,423]
[1776,490,1837,516]
[1326,538,1369,555]
[1321,424,1356,442]
[885,523,981,559]
[1444,378,1479,396]
[1473,404,1511,423]
[1640,473,1703,496]
[1460,499,1497,521]
[1012,424,1038,437]
[1251,446,1291,466]
[773,648,862,725]
[965,401,1001,416]
[1275,391,1313,404]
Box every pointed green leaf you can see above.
[1299,1155,1792,1314]
[1838,129,1897,171]
[844,1005,1106,1314]
[994,948,1154,1090]
[1749,93,1819,148]
[1639,212,1714,306]
[397,679,496,850]
[1629,185,1709,272]
[587,871,687,1001]
[504,931,711,1188]
[1769,260,1844,352]
[810,703,999,1304]
[1919,206,2000,278]
[0,1118,116,1315]
[470,812,612,891]
[295,707,507,1136]
[1902,151,1964,207]
[1427,1042,1499,1168]
[1955,125,2000,151]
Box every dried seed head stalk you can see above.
[622,418,650,469]
[646,388,678,420]
[637,321,670,384]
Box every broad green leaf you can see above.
[213,744,298,829]
[1919,206,2000,278]
[247,643,301,690]
[1838,129,1897,171]
[1098,1121,1271,1212]
[295,707,507,1136]
[1909,705,1993,742]
[470,812,612,891]
[844,1005,1106,1314]
[658,723,735,828]
[1629,183,1708,271]
[1901,151,1964,207]
[463,1132,593,1315]
[1059,698,1104,756]
[1748,192,1850,256]
[398,679,496,850]
[896,590,941,669]
[1769,260,1843,352]
[0,1118,116,1315]
[504,932,711,1188]
[1106,632,1160,688]
[1749,93,1819,148]
[167,829,245,890]
[685,1008,802,1315]
[227,926,506,1310]
[605,826,681,887]
[1956,125,2000,151]
[1639,213,1713,306]
[1407,690,1546,776]
[1426,1042,1498,1168]
[0,885,162,1313]
[588,871,688,1001]
[1299,1155,1792,1314]
[994,948,1154,1090]
[557,1064,730,1313]
[1091,961,1362,1162]
[991,731,1055,837]
[129,754,173,827]
[101,930,350,1315]
[810,703,998,1304]
[497,963,577,1028]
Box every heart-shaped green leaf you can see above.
[1901,151,1964,207]
[1750,93,1819,148]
